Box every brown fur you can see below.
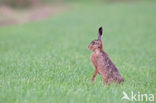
[88,27,124,84]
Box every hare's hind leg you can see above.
[92,69,98,83]
[98,70,108,84]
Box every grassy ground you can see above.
[0,1,156,103]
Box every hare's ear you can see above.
[98,27,103,40]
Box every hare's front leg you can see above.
[92,69,98,83]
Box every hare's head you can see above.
[88,27,103,51]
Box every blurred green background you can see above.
[0,0,156,103]
[0,0,154,7]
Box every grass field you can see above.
[0,1,156,103]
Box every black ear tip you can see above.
[99,26,103,30]
[98,26,103,35]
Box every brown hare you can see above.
[88,27,124,84]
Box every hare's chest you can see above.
[91,53,100,64]
[91,52,106,66]
[91,53,96,62]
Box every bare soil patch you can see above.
[0,4,67,26]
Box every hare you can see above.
[88,27,124,84]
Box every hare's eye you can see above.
[91,41,94,44]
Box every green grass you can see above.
[0,1,156,103]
